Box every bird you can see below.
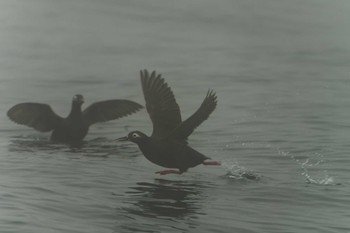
[7,94,143,144]
[118,70,220,175]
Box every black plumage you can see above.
[7,94,142,144]
[118,70,220,175]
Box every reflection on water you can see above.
[7,135,68,153]
[125,179,206,218]
[7,135,126,157]
[118,179,211,232]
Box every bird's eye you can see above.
[132,133,139,138]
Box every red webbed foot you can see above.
[155,170,182,175]
[203,161,221,166]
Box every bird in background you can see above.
[7,94,143,145]
[118,70,221,175]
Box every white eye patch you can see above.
[132,133,140,138]
[73,95,84,101]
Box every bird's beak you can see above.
[116,136,129,142]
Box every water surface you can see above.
[1,0,350,232]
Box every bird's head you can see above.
[72,94,85,105]
[117,131,148,144]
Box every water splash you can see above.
[303,173,335,185]
[224,138,338,185]
[220,161,260,181]
[277,148,338,185]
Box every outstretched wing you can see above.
[7,103,63,132]
[168,90,217,141]
[83,99,143,126]
[140,70,182,139]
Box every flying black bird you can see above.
[118,70,220,175]
[7,94,142,144]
